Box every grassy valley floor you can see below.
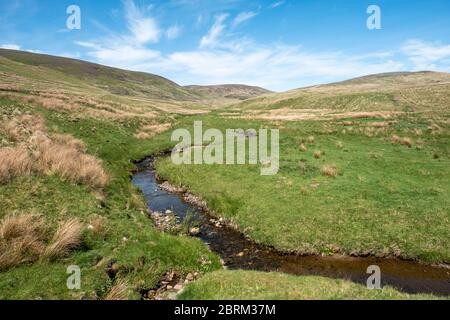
[154,113,450,263]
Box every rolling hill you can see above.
[227,71,450,121]
[185,84,271,101]
[0,49,269,116]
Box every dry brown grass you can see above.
[43,219,82,261]
[391,135,413,147]
[0,214,47,270]
[104,279,129,300]
[32,132,109,189]
[0,214,84,269]
[299,143,307,152]
[88,216,108,238]
[0,146,33,183]
[134,131,150,140]
[0,115,109,189]
[368,121,390,128]
[134,122,172,140]
[313,150,322,159]
[0,114,46,142]
[321,164,338,178]
[52,134,86,152]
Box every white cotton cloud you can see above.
[232,12,258,28]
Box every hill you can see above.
[0,49,269,117]
[185,84,271,101]
[227,71,450,121]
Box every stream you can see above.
[132,156,450,296]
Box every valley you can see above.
[0,49,448,300]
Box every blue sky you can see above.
[1,0,450,91]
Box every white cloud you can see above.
[166,25,182,40]
[151,45,404,91]
[71,3,448,91]
[74,41,100,49]
[270,1,285,9]
[0,44,43,54]
[124,0,161,44]
[1,44,21,50]
[402,39,450,70]
[87,45,160,67]
[74,0,162,68]
[232,11,258,28]
[200,13,229,49]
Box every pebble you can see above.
[189,227,200,236]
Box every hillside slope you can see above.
[227,71,450,120]
[0,49,269,116]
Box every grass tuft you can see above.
[43,219,83,261]
[320,164,338,178]
[0,214,47,270]
[104,279,129,300]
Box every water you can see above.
[132,157,450,296]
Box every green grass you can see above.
[179,270,445,300]
[0,98,221,299]
[155,113,450,263]
[1,54,449,300]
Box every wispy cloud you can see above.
[232,11,258,28]
[74,41,99,49]
[270,1,285,9]
[74,0,162,67]
[166,25,182,40]
[124,0,161,44]
[70,1,449,91]
[200,13,229,49]
[402,39,450,70]
[152,45,404,91]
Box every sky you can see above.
[1,0,450,91]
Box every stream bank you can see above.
[132,155,450,297]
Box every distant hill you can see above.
[185,84,271,101]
